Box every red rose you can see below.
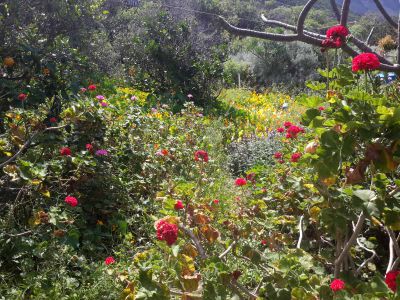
[65,195,78,207]
[194,150,209,162]
[156,220,178,246]
[174,200,184,210]
[60,147,72,156]
[49,117,57,123]
[352,53,380,72]
[18,93,27,101]
[277,127,285,133]
[88,84,97,91]
[235,178,247,186]
[274,152,283,159]
[385,270,400,292]
[330,278,345,292]
[290,153,302,163]
[104,256,115,265]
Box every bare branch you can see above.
[372,0,397,29]
[334,212,365,277]
[0,125,68,169]
[296,215,304,249]
[297,0,318,36]
[387,233,395,274]
[340,0,351,26]
[179,225,207,260]
[366,27,375,45]
[352,222,377,275]
[219,16,298,42]
[386,227,400,259]
[232,281,258,299]
[219,241,237,259]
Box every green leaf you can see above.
[353,190,378,216]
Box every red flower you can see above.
[385,270,400,292]
[104,256,115,265]
[156,220,178,246]
[283,121,293,128]
[277,127,285,133]
[290,153,302,163]
[174,200,184,210]
[246,172,256,183]
[88,84,96,91]
[18,93,27,101]
[235,178,247,186]
[213,199,219,204]
[194,150,209,162]
[274,152,283,159]
[326,25,349,40]
[352,53,380,72]
[65,196,78,207]
[278,159,284,164]
[287,125,304,139]
[318,106,325,111]
[161,149,169,156]
[49,117,57,123]
[60,147,72,156]
[261,239,267,245]
[330,278,345,292]
[86,143,94,152]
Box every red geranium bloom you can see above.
[213,199,219,204]
[194,150,209,162]
[290,153,302,163]
[104,256,115,265]
[352,53,381,72]
[86,143,94,152]
[49,117,57,123]
[330,278,345,292]
[287,125,304,139]
[385,270,400,292]
[60,147,71,156]
[161,149,169,156]
[274,152,283,159]
[318,106,325,111]
[156,220,178,246]
[277,127,285,133]
[18,93,27,101]
[283,121,293,128]
[174,200,184,210]
[278,159,284,164]
[326,25,349,40]
[65,195,78,207]
[88,84,97,91]
[261,239,267,245]
[235,178,247,186]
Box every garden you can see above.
[1,0,400,299]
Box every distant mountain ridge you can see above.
[335,0,398,15]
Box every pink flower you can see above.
[385,270,400,292]
[65,196,78,207]
[104,256,115,265]
[174,200,184,210]
[49,117,57,123]
[80,87,87,93]
[156,149,169,156]
[274,152,283,159]
[194,150,209,163]
[96,95,105,101]
[130,96,137,101]
[95,149,108,156]
[278,159,284,164]
[88,84,96,91]
[60,147,72,156]
[290,153,302,163]
[18,93,27,101]
[235,178,247,186]
[187,94,193,99]
[100,102,108,107]
[277,127,285,133]
[318,106,325,111]
[330,278,345,292]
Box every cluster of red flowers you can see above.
[330,278,345,292]
[290,152,302,163]
[277,122,305,139]
[385,270,400,292]
[321,25,349,50]
[18,93,27,101]
[174,200,184,210]
[352,53,381,72]
[60,147,72,156]
[156,220,178,246]
[104,256,115,265]
[194,150,209,162]
[235,178,247,186]
[65,195,78,207]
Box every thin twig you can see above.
[297,215,304,249]
[219,241,237,259]
[179,225,207,260]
